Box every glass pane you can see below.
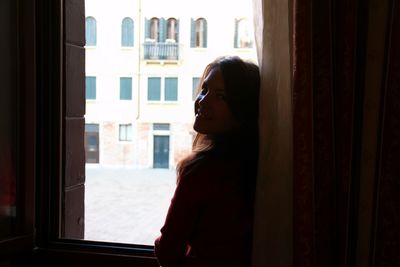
[0,0,17,237]
[82,0,256,246]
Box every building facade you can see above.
[84,0,257,168]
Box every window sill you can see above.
[120,46,135,51]
[146,101,178,105]
[190,47,207,52]
[34,240,158,267]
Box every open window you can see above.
[33,0,256,265]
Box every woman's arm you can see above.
[154,172,205,267]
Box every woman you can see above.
[154,56,260,267]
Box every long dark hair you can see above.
[177,56,260,202]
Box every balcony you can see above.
[143,40,180,61]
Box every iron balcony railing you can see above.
[143,42,180,60]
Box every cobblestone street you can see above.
[84,166,176,246]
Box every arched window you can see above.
[166,18,177,42]
[85,16,97,46]
[191,18,207,48]
[150,17,159,41]
[234,18,252,48]
[121,17,134,47]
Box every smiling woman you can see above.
[154,56,260,267]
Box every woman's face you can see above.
[193,67,239,135]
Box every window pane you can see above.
[164,77,177,101]
[148,77,161,101]
[86,76,96,100]
[120,77,132,100]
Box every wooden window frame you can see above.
[34,1,158,266]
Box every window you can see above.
[85,124,100,163]
[191,18,207,48]
[164,77,178,101]
[120,77,132,100]
[86,16,97,46]
[147,77,178,101]
[149,17,160,41]
[153,123,170,131]
[86,76,96,100]
[59,0,256,260]
[234,18,253,48]
[148,77,161,100]
[144,17,180,60]
[192,77,201,100]
[145,17,179,43]
[119,124,132,141]
[166,18,178,42]
[121,17,134,47]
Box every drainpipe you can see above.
[136,0,142,121]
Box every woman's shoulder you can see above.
[179,156,241,183]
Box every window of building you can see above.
[85,124,100,163]
[234,18,253,48]
[121,17,134,47]
[192,77,201,100]
[147,77,178,101]
[145,17,179,43]
[147,77,161,100]
[85,16,97,46]
[86,76,96,100]
[153,123,170,131]
[120,77,132,100]
[149,17,160,41]
[144,17,180,60]
[164,77,178,101]
[119,124,133,141]
[166,18,178,42]
[191,18,207,48]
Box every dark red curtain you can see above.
[372,1,400,265]
[292,0,400,266]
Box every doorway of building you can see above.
[85,124,99,163]
[153,135,169,168]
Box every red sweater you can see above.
[154,158,254,267]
